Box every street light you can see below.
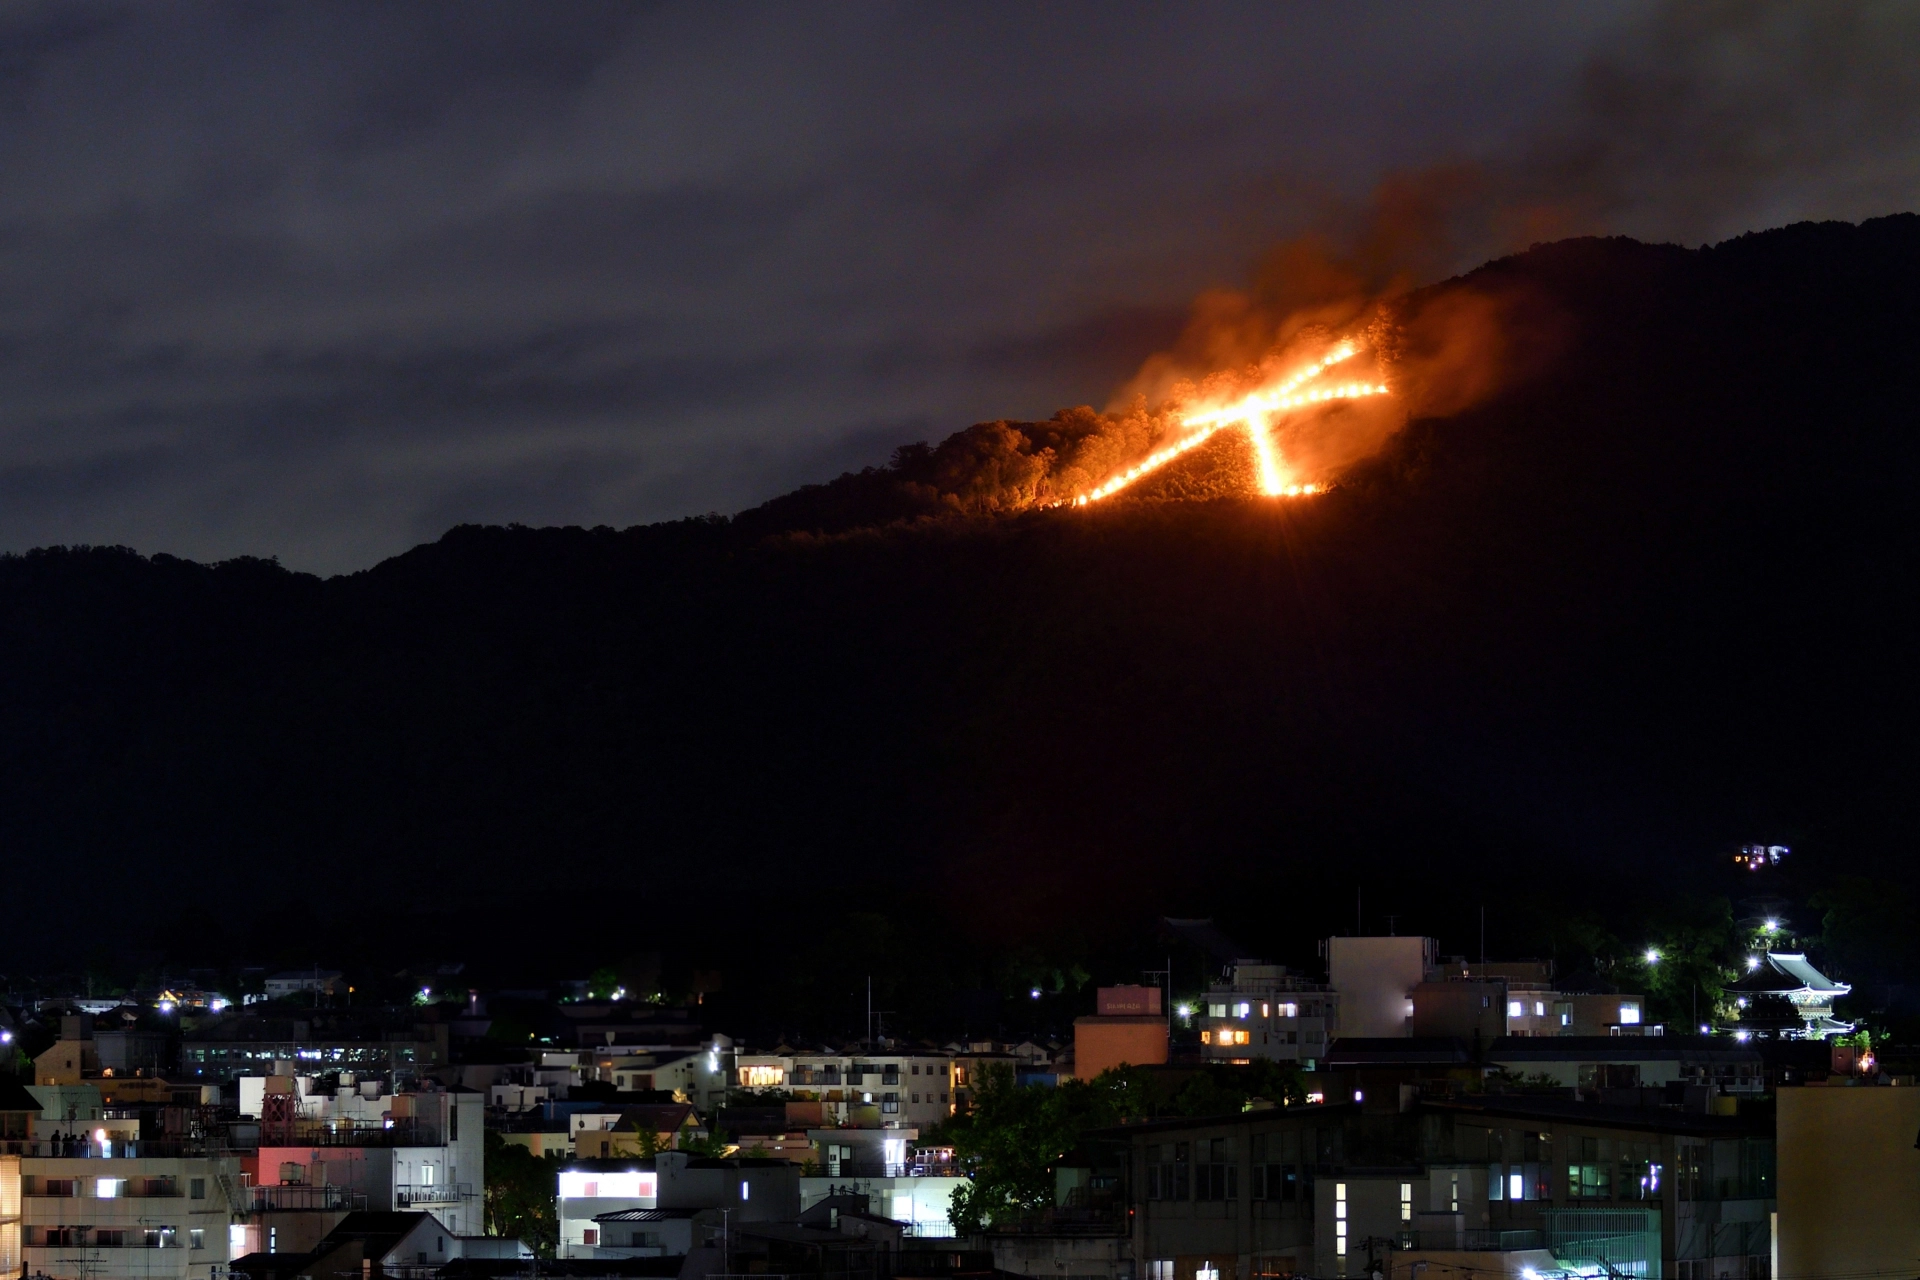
[1644,949,1660,965]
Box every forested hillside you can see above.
[6,217,1920,1030]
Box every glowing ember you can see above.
[1074,341,1390,504]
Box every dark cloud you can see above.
[0,1,1913,571]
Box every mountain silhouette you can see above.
[6,216,1919,1018]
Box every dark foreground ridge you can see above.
[6,216,1920,1002]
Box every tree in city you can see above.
[943,1055,1310,1231]
[482,1129,560,1256]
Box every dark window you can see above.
[1677,1144,1705,1202]
[1146,1142,1191,1200]
[1197,1137,1236,1200]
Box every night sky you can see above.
[2,2,1915,573]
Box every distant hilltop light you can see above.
[1735,844,1789,870]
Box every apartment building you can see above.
[1107,1092,1773,1280]
[7,1078,244,1280]
[1197,966,1336,1066]
[554,1151,799,1258]
[732,1051,952,1128]
[236,1075,485,1236]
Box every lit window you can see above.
[739,1065,786,1088]
[1280,1002,1297,1018]
[1507,1000,1525,1018]
[1535,1002,1546,1017]
[1619,1004,1642,1025]
[1200,1031,1212,1044]
[1509,1171,1525,1200]
[1400,1183,1412,1222]
[1234,1002,1251,1019]
[1208,1003,1227,1017]
[1335,1183,1348,1254]
[740,1180,749,1201]
[1262,1003,1270,1018]
[1353,1089,1364,1103]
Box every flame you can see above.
[1074,341,1389,504]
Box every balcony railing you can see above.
[29,1236,188,1249]
[1,1138,224,1159]
[265,1122,443,1148]
[396,1182,474,1207]
[1411,1229,1544,1251]
[241,1184,351,1212]
[820,1159,960,1180]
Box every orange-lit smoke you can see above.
[1066,169,1530,508]
[1072,341,1390,505]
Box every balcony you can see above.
[26,1180,182,1198]
[241,1184,351,1212]
[396,1182,474,1207]
[265,1121,444,1148]
[1409,1229,1544,1251]
[29,1235,189,1250]
[2,1138,223,1159]
[820,1156,960,1180]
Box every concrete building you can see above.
[555,1152,799,1258]
[788,1124,963,1239]
[1326,937,1435,1038]
[261,972,345,1002]
[590,1039,733,1112]
[1197,967,1335,1066]
[1487,1037,1765,1098]
[1398,958,1654,1042]
[1776,1083,1920,1279]
[733,1050,953,1128]
[1076,987,1170,1080]
[181,1013,448,1082]
[1107,1091,1773,1279]
[3,1081,246,1280]
[236,1075,485,1236]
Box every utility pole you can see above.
[866,977,872,1047]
